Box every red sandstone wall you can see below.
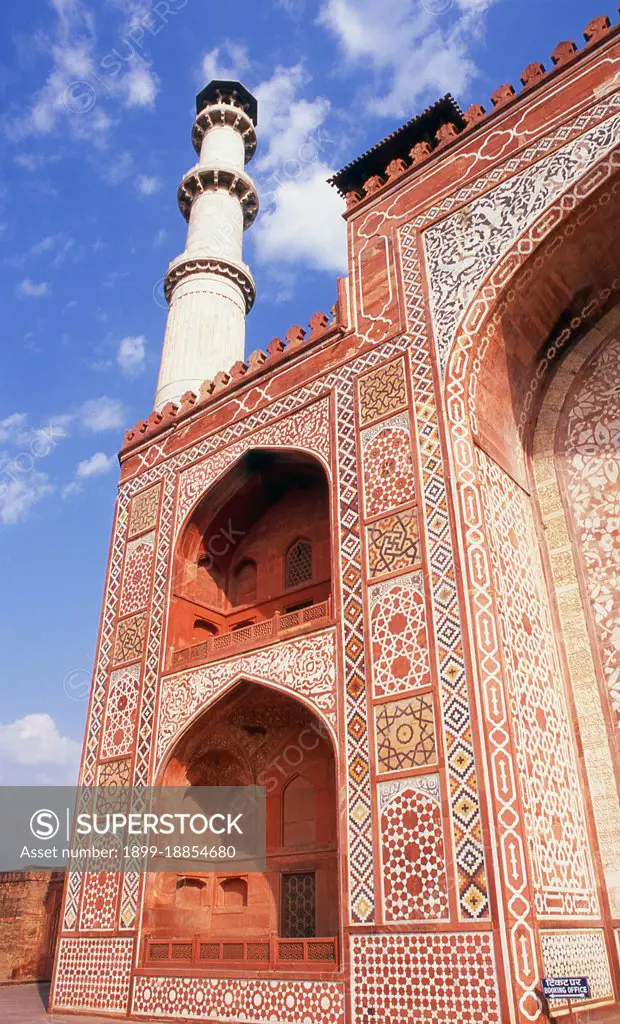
[0,872,63,982]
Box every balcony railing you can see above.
[170,597,332,671]
[142,934,338,970]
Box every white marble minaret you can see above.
[154,81,259,409]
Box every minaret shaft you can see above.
[154,82,258,410]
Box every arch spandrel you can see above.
[423,108,620,377]
[154,627,339,779]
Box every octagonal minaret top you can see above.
[154,80,259,410]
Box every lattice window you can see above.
[285,540,312,590]
[282,872,316,938]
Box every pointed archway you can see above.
[143,681,340,973]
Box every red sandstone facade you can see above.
[49,14,620,1023]
[0,872,62,982]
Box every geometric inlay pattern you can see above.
[128,484,160,538]
[79,871,119,931]
[357,357,408,427]
[52,937,134,1014]
[477,447,598,917]
[366,507,420,579]
[540,930,613,1005]
[96,758,131,787]
[351,932,500,1023]
[113,611,147,665]
[100,665,141,761]
[119,533,155,617]
[131,976,345,1023]
[57,93,620,1010]
[361,415,416,518]
[369,573,430,698]
[379,775,449,921]
[376,692,436,772]
[400,222,489,920]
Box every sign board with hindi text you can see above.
[542,977,591,1001]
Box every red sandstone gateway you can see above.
[20,12,619,1024]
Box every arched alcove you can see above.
[168,450,332,663]
[143,681,339,970]
[531,305,620,919]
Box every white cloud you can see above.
[13,151,64,172]
[121,64,159,108]
[76,451,116,477]
[318,0,492,116]
[117,334,146,376]
[153,227,167,247]
[79,397,125,432]
[31,235,56,254]
[0,413,69,451]
[254,163,346,273]
[255,65,331,173]
[240,63,343,280]
[101,150,134,185]
[16,278,51,298]
[13,0,159,148]
[0,413,29,445]
[62,480,82,499]
[201,41,251,83]
[0,469,55,525]
[31,232,75,265]
[0,713,81,784]
[136,174,162,197]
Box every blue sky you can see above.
[0,0,605,784]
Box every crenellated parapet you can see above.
[332,13,615,210]
[122,287,348,454]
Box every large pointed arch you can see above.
[438,164,620,1018]
[144,679,341,973]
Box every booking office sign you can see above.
[0,787,266,874]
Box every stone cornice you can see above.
[164,255,256,312]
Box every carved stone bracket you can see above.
[164,255,256,311]
[192,102,257,162]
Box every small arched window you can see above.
[285,539,312,590]
[219,877,248,907]
[232,559,257,606]
[175,876,206,908]
[193,618,217,636]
